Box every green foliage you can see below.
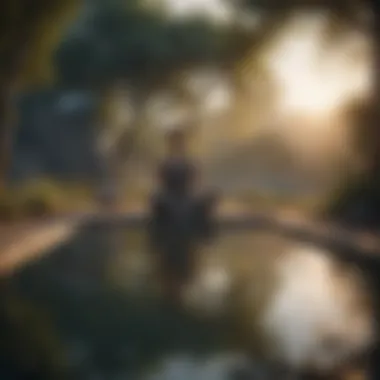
[0,180,95,221]
[15,180,64,217]
[0,0,80,87]
[55,0,237,88]
[0,187,55,221]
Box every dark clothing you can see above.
[149,156,217,291]
[149,192,198,289]
[149,192,197,252]
[158,156,197,195]
[148,190,217,280]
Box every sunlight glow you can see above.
[143,0,239,25]
[146,92,190,130]
[265,13,371,118]
[183,69,233,114]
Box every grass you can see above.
[234,189,326,215]
[0,179,96,221]
[0,178,328,222]
[0,179,157,221]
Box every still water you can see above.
[8,225,280,380]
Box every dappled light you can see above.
[142,0,255,27]
[145,0,235,23]
[267,12,371,118]
[215,11,372,196]
[1,0,380,379]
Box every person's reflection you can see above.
[149,128,199,306]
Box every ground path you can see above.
[0,200,379,278]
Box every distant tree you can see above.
[54,0,252,201]
[55,0,239,90]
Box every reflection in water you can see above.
[6,226,374,379]
[9,226,246,379]
[143,353,247,380]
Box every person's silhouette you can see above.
[158,128,197,196]
[149,128,201,305]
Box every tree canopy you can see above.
[55,0,241,90]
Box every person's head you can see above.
[165,128,188,155]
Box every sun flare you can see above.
[264,13,371,118]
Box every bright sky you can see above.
[254,12,372,171]
[265,13,371,118]
[149,4,371,121]
[144,0,237,24]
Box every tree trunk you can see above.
[0,3,43,188]
[0,41,24,185]
[0,54,27,189]
[362,4,380,379]
[369,0,380,172]
[361,0,380,223]
[0,0,77,188]
[0,87,14,189]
